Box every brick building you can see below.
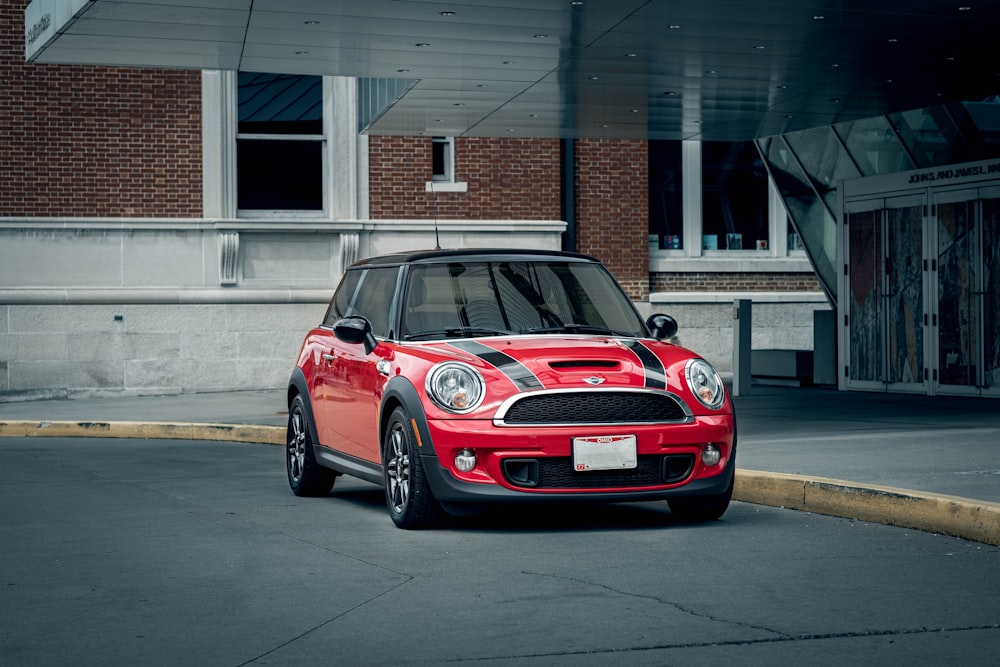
[1,0,823,397]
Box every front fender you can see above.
[381,375,437,457]
[287,367,320,446]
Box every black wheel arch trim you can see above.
[381,375,438,458]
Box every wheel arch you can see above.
[381,376,437,458]
[287,368,320,446]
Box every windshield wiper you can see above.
[525,324,637,337]
[404,327,509,341]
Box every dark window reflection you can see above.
[237,139,322,210]
[648,141,683,249]
[701,141,768,251]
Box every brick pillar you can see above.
[573,139,649,301]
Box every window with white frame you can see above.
[236,72,325,213]
[431,136,454,182]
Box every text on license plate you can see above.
[572,435,637,471]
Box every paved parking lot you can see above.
[1,433,998,666]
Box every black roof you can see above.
[348,248,600,269]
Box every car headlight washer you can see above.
[685,358,726,410]
[426,362,486,413]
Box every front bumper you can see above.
[419,414,735,505]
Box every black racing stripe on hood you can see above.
[619,339,666,389]
[449,340,543,391]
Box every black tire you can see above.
[383,406,442,529]
[667,469,734,522]
[286,394,337,497]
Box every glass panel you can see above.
[701,141,768,250]
[237,139,322,210]
[983,198,1000,390]
[886,205,924,385]
[937,201,979,387]
[890,106,971,169]
[759,136,837,298]
[834,115,913,177]
[787,125,860,189]
[648,141,683,249]
[238,72,322,135]
[324,270,362,327]
[848,210,882,383]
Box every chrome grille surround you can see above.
[492,388,693,427]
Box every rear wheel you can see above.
[383,406,442,529]
[667,470,734,522]
[286,395,336,497]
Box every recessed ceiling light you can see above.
[625,52,637,57]
[888,37,899,43]
[440,11,455,16]
[476,84,487,88]
[588,76,599,80]
[831,63,840,68]
[630,109,639,113]
[753,44,767,50]
[571,1,584,5]
[663,91,676,96]
[453,103,466,106]
[415,43,430,47]
[303,20,319,25]
[830,97,841,103]
[813,15,825,20]
[534,34,549,39]
[397,68,411,73]
[294,51,309,55]
[958,6,971,11]
[503,60,516,65]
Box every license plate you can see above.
[572,435,637,471]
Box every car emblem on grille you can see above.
[584,376,606,385]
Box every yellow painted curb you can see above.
[0,420,285,445]
[735,469,1000,547]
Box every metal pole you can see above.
[733,299,752,396]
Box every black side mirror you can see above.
[334,316,378,354]
[646,313,678,341]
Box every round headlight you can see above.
[426,362,485,413]
[685,358,725,410]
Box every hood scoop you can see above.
[549,360,621,371]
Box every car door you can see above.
[313,266,399,462]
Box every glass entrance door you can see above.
[844,196,927,393]
[934,194,978,393]
[983,196,1000,395]
[884,200,926,392]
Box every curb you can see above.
[2,420,997,547]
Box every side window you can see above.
[323,269,362,327]
[350,267,400,338]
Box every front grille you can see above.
[498,391,689,425]
[502,454,695,489]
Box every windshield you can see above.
[401,261,646,340]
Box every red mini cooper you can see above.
[287,249,736,528]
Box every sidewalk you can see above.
[1,384,998,544]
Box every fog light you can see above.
[455,448,477,472]
[701,444,721,467]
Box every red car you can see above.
[286,249,736,528]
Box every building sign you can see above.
[844,158,1000,199]
[25,12,51,46]
[906,160,1000,185]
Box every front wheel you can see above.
[667,470,734,522]
[383,406,442,529]
[286,395,336,497]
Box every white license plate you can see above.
[572,435,637,471]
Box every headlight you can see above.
[685,359,725,410]
[426,362,485,413]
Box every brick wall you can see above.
[574,139,649,300]
[1,0,202,217]
[368,136,561,220]
[650,271,823,292]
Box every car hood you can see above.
[423,335,693,394]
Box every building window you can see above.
[426,136,467,193]
[431,137,454,182]
[701,141,768,251]
[648,140,683,249]
[236,73,324,213]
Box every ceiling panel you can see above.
[24,0,1000,141]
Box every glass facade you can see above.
[757,99,1000,302]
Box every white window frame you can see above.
[426,136,467,193]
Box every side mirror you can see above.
[646,313,678,341]
[334,316,378,354]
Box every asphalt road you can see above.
[1,436,998,666]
